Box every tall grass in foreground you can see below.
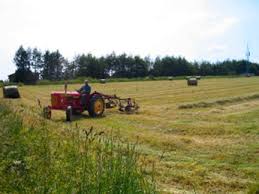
[0,103,156,193]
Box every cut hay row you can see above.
[178,93,259,109]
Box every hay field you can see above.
[2,77,259,193]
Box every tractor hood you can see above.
[50,91,81,109]
[51,91,80,96]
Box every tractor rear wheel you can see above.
[66,106,73,122]
[88,95,105,117]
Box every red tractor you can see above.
[43,90,139,121]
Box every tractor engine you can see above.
[51,91,81,110]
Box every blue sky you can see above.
[0,0,258,80]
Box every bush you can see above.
[148,75,155,80]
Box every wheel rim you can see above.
[94,99,104,115]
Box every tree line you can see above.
[12,45,259,83]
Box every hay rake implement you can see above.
[98,92,139,114]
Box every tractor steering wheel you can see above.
[76,89,81,93]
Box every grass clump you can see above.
[0,103,156,193]
[248,183,259,194]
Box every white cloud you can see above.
[205,17,239,37]
[208,44,227,53]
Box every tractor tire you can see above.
[88,95,105,117]
[125,105,132,113]
[43,106,51,119]
[66,106,73,122]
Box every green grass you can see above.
[1,77,259,193]
[0,103,156,193]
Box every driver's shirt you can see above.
[80,85,91,94]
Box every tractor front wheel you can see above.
[43,106,51,119]
[66,106,73,122]
[88,96,105,117]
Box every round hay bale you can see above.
[3,85,20,98]
[100,79,106,84]
[196,76,201,80]
[168,76,173,80]
[187,78,198,86]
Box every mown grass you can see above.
[178,93,259,109]
[0,102,156,193]
[1,77,259,193]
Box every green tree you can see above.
[13,45,31,71]
[131,56,148,77]
[31,48,43,73]
[41,50,64,80]
[13,46,38,83]
[75,54,108,78]
[63,60,76,79]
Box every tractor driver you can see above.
[78,80,91,107]
[79,80,91,94]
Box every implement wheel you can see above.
[88,95,105,117]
